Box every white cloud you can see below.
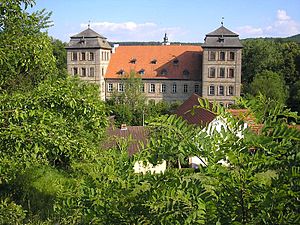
[277,9,290,21]
[236,9,300,38]
[80,21,185,42]
[235,25,263,36]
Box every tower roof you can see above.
[202,25,242,48]
[66,28,112,49]
[206,25,238,36]
[71,28,107,39]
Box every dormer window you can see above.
[151,59,157,64]
[130,58,137,64]
[138,69,145,75]
[161,69,168,75]
[218,37,224,42]
[173,58,179,65]
[117,69,125,75]
[183,69,190,77]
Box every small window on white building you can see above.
[81,52,86,61]
[140,84,145,92]
[73,67,78,75]
[81,68,86,77]
[229,52,235,61]
[219,51,225,61]
[195,84,199,93]
[89,52,94,61]
[172,83,177,93]
[228,86,234,96]
[209,67,216,78]
[228,68,234,78]
[219,85,224,95]
[209,85,215,95]
[209,51,216,61]
[72,52,78,61]
[89,67,94,77]
[219,67,225,78]
[184,84,188,93]
[161,83,166,93]
[118,83,124,92]
[108,83,113,92]
[149,83,155,93]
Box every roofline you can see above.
[65,46,112,50]
[105,78,202,81]
[201,46,243,49]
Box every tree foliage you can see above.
[249,70,288,104]
[0,0,57,92]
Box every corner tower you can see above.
[201,25,243,107]
[66,28,112,100]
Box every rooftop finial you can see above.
[88,20,91,29]
[221,17,224,26]
[162,33,170,45]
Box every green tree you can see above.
[107,70,147,126]
[0,0,57,92]
[51,37,67,77]
[249,70,288,104]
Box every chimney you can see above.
[112,43,119,54]
[120,124,127,130]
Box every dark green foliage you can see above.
[0,77,108,184]
[0,0,57,92]
[51,37,68,77]
[249,70,288,103]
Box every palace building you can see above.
[66,25,242,107]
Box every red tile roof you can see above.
[105,45,203,80]
[175,94,216,126]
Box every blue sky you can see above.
[32,0,300,42]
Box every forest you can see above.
[0,1,300,224]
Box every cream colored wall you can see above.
[67,48,111,100]
[202,49,242,106]
[105,79,201,103]
[133,160,166,174]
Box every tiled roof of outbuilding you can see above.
[105,45,202,80]
[175,93,216,126]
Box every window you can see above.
[108,83,113,92]
[219,67,225,78]
[219,85,224,95]
[117,69,125,75]
[138,69,145,75]
[81,52,86,61]
[209,85,215,95]
[209,67,216,78]
[130,58,136,64]
[209,51,216,61]
[102,68,105,76]
[150,84,155,93]
[161,84,166,93]
[173,58,179,65]
[161,69,168,75]
[101,52,104,61]
[89,67,94,77]
[228,68,234,78]
[184,84,188,93]
[89,52,94,61]
[118,83,124,92]
[73,67,78,75]
[172,83,177,93]
[72,52,77,61]
[194,84,199,93]
[151,59,157,64]
[229,52,235,61]
[81,68,86,76]
[219,51,225,61]
[228,86,234,95]
[183,69,189,78]
[140,84,145,92]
